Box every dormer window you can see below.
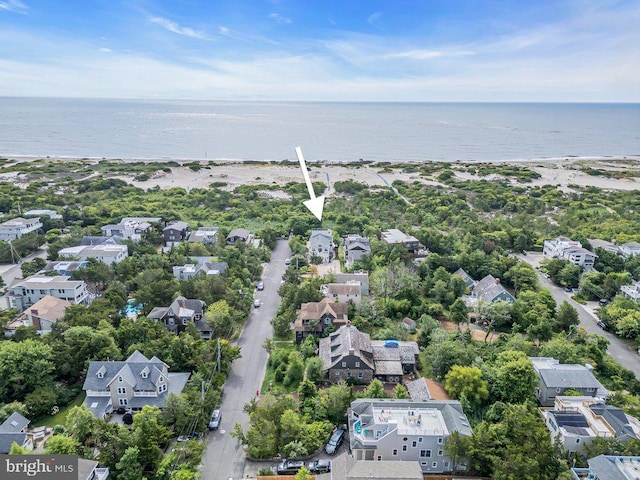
[141,366,149,378]
[119,376,123,382]
[159,377,164,383]
[96,366,106,378]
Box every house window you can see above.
[347,371,352,378]
[358,372,363,379]
[342,362,347,367]
[437,437,443,444]
[160,377,164,383]
[556,388,562,393]
[392,449,398,456]
[119,398,128,406]
[355,362,360,367]
[438,450,443,456]
[403,437,408,441]
[97,372,103,378]
[118,376,123,382]
[444,462,449,468]
[402,445,407,452]
[420,450,431,458]
[376,456,381,461]
[418,437,423,443]
[117,387,126,394]
[576,438,581,444]
[432,462,438,468]
[412,441,417,447]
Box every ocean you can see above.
[0,97,639,163]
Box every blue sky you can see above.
[0,0,638,101]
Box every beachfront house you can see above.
[531,357,608,407]
[349,398,472,473]
[0,217,42,241]
[309,229,334,264]
[83,350,190,419]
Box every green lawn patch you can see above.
[33,392,86,429]
[260,341,299,395]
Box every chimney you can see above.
[30,309,38,316]
[495,278,500,284]
[349,348,355,356]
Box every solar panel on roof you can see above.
[552,412,589,428]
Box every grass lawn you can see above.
[260,341,299,395]
[33,392,86,429]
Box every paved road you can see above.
[0,245,49,287]
[517,253,640,378]
[201,239,291,480]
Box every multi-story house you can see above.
[4,295,70,336]
[620,242,640,258]
[319,324,420,384]
[336,272,370,296]
[78,459,110,480]
[101,217,161,242]
[44,260,89,276]
[543,396,640,456]
[321,283,362,304]
[0,216,42,241]
[163,221,190,247]
[344,234,371,266]
[294,298,348,343]
[571,455,640,480]
[621,281,640,301]
[543,236,597,268]
[544,236,582,259]
[3,275,90,310]
[380,229,424,254]
[58,244,129,265]
[349,398,472,474]
[453,268,476,290]
[147,296,210,339]
[83,350,190,419]
[188,226,219,244]
[531,357,608,407]
[172,257,228,281]
[309,229,334,264]
[473,275,516,304]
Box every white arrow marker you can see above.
[295,146,325,221]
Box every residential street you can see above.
[201,239,291,480]
[0,245,48,288]
[517,252,640,378]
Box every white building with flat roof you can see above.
[3,275,90,310]
[0,217,42,241]
[349,398,472,474]
[58,244,129,265]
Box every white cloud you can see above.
[0,0,27,14]
[367,12,383,29]
[149,17,208,40]
[268,13,291,24]
[384,49,475,60]
[99,47,112,53]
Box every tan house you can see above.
[322,283,362,304]
[294,298,348,343]
[4,295,70,336]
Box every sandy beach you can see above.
[2,156,640,193]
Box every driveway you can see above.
[201,239,291,480]
[517,252,640,378]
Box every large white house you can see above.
[0,217,42,241]
[2,275,90,310]
[349,398,472,474]
[543,236,597,268]
[58,244,129,265]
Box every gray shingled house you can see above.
[0,412,32,454]
[147,296,210,339]
[473,274,515,304]
[82,351,190,418]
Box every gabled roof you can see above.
[21,295,70,321]
[310,229,332,241]
[325,283,361,296]
[83,350,169,393]
[226,228,251,239]
[168,296,205,317]
[319,324,374,371]
[164,221,189,231]
[296,298,348,323]
[587,455,640,480]
[0,433,28,454]
[0,412,30,433]
[474,274,515,303]
[406,378,431,401]
[589,403,638,438]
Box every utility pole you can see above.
[217,338,221,375]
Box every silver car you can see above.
[208,409,221,430]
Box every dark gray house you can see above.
[474,274,515,304]
[163,221,190,247]
[344,234,371,266]
[319,324,375,384]
[226,228,253,245]
[147,296,210,339]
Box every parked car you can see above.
[276,459,304,475]
[597,321,609,330]
[308,459,331,473]
[253,299,260,308]
[257,281,264,291]
[599,298,609,306]
[325,425,347,455]
[285,258,291,265]
[208,409,221,430]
